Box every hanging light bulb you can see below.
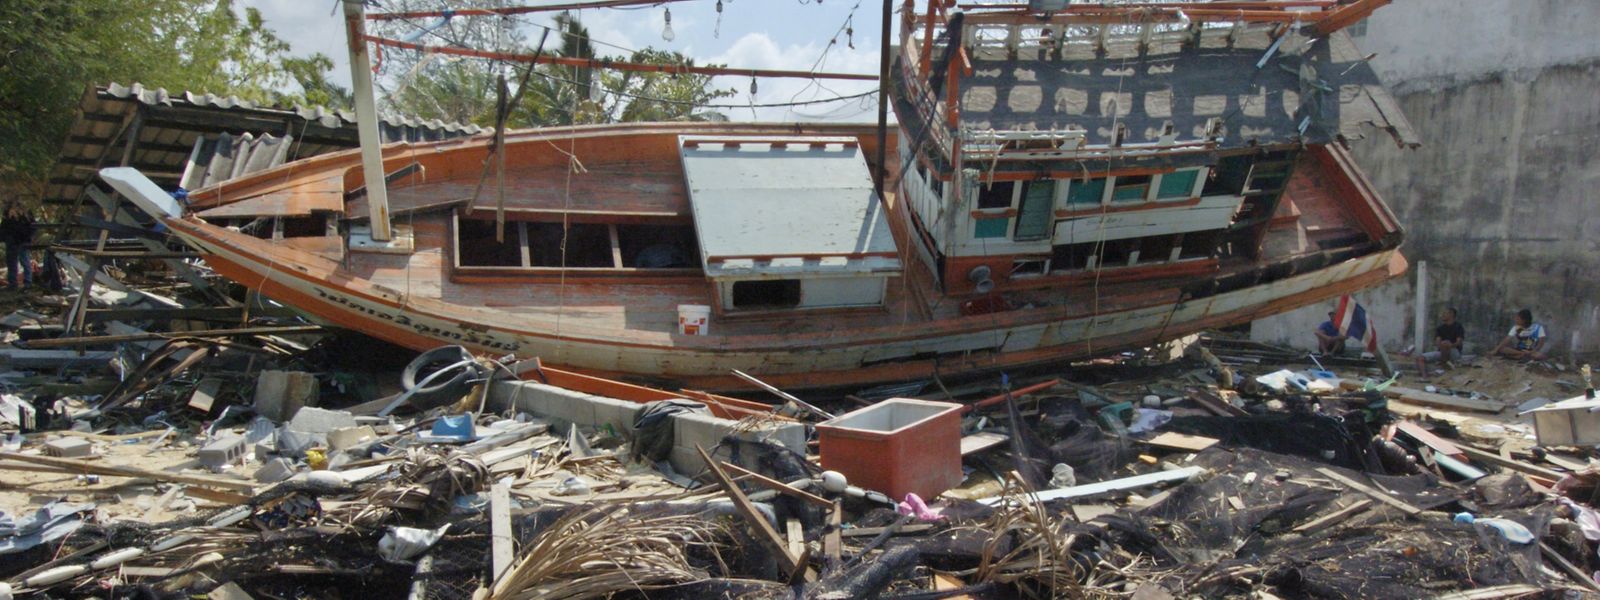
[661,7,675,42]
[750,77,758,95]
[714,0,723,38]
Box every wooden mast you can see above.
[343,0,393,242]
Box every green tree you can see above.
[0,0,346,184]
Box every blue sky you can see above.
[241,0,891,121]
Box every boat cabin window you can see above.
[1066,178,1106,205]
[731,279,802,309]
[1156,169,1200,199]
[976,181,1015,209]
[1203,155,1252,196]
[1110,174,1152,202]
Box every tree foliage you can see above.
[0,0,346,183]
[373,9,734,128]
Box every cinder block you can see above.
[253,370,319,422]
[44,437,93,458]
[286,407,356,434]
[199,435,247,469]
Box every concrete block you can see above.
[286,407,356,434]
[254,457,297,483]
[542,386,597,428]
[187,378,222,413]
[44,437,92,458]
[590,396,643,434]
[199,434,247,469]
[327,426,377,451]
[673,411,732,450]
[253,370,319,422]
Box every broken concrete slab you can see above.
[286,407,356,434]
[253,370,318,422]
[254,457,297,483]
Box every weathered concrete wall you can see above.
[1251,1,1600,360]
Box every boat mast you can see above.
[343,0,392,242]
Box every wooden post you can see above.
[489,481,514,585]
[875,0,892,200]
[344,0,392,241]
[68,109,143,339]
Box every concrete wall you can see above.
[489,380,807,476]
[1251,1,1600,360]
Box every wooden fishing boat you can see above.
[101,0,1416,391]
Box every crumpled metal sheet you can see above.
[0,501,95,555]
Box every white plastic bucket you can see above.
[678,304,711,335]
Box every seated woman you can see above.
[1492,308,1548,361]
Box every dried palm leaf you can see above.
[489,504,727,600]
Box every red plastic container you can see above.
[815,398,964,501]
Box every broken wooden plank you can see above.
[1339,381,1503,413]
[490,481,514,585]
[979,467,1205,506]
[824,500,843,563]
[1070,504,1118,523]
[1292,499,1372,534]
[21,325,326,349]
[1431,584,1553,600]
[959,431,1010,456]
[1541,540,1600,594]
[1458,445,1566,482]
[696,445,809,580]
[786,518,804,560]
[721,461,834,509]
[1188,389,1248,417]
[839,523,935,538]
[1394,421,1466,460]
[1144,432,1220,452]
[0,450,255,493]
[1313,467,1421,517]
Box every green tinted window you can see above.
[1066,179,1105,205]
[974,217,1009,239]
[1157,170,1199,199]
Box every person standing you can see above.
[0,203,35,289]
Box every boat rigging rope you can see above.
[1083,13,1139,357]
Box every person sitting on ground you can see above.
[1492,308,1547,361]
[1314,311,1346,355]
[1416,307,1466,373]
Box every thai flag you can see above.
[1333,295,1378,353]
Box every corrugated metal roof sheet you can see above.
[44,82,486,206]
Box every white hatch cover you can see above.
[680,136,902,280]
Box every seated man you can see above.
[1416,307,1466,372]
[1314,312,1346,355]
[1492,308,1548,361]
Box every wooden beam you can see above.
[0,451,255,493]
[721,462,835,509]
[22,325,326,349]
[1457,445,1565,482]
[695,446,809,580]
[1541,541,1600,594]
[1313,467,1421,517]
[489,481,514,585]
[1291,499,1372,534]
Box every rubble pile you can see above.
[5,261,1600,598]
